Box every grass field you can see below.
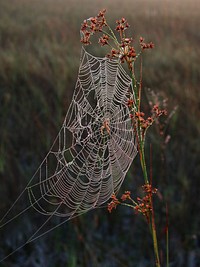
[0,0,200,266]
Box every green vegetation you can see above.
[0,0,200,266]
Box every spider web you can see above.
[0,47,137,261]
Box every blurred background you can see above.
[0,0,200,266]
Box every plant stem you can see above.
[166,204,169,267]
[140,129,161,267]
[129,63,161,267]
[141,144,160,267]
[139,141,149,184]
[166,225,169,267]
[151,199,161,267]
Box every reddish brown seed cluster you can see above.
[107,184,158,222]
[134,112,153,130]
[142,184,158,194]
[134,184,157,221]
[152,104,167,117]
[140,107,167,130]
[144,117,154,128]
[110,36,137,66]
[107,191,132,213]
[121,191,131,201]
[115,17,130,32]
[127,99,167,131]
[80,9,107,45]
[119,39,137,64]
[80,10,154,71]
[107,194,120,213]
[121,37,132,46]
[135,111,145,121]
[140,116,154,130]
[134,195,152,219]
[127,99,134,107]
[99,34,109,46]
[140,37,155,50]
[107,48,120,59]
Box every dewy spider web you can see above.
[0,47,137,261]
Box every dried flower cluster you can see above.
[80,9,107,45]
[115,17,130,33]
[107,194,120,213]
[140,37,155,50]
[80,10,158,129]
[121,191,131,201]
[152,104,167,118]
[107,191,131,213]
[107,185,157,222]
[128,100,167,134]
[99,34,109,46]
[80,9,154,69]
[134,184,157,222]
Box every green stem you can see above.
[151,200,161,267]
[127,49,161,267]
[130,72,138,109]
[121,203,135,209]
[102,27,119,48]
[139,138,149,184]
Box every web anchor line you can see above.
[0,47,137,262]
